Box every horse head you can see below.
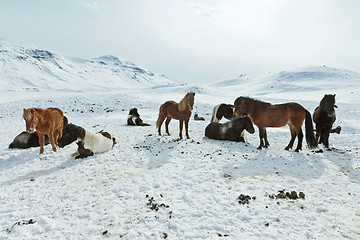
[186,92,195,111]
[23,108,38,133]
[129,108,140,118]
[320,94,337,117]
[223,104,234,120]
[243,115,255,134]
[233,97,248,117]
[58,123,85,148]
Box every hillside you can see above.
[0,39,177,92]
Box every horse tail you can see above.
[156,103,166,130]
[305,110,318,149]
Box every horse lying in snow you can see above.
[211,103,234,123]
[205,116,255,142]
[58,123,116,159]
[127,108,151,126]
[10,116,68,149]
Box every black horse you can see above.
[127,108,151,126]
[313,94,341,148]
[205,116,255,142]
[211,103,234,123]
[9,116,68,149]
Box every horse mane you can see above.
[178,94,188,112]
[178,92,195,112]
[241,96,271,106]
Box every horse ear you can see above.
[333,94,336,97]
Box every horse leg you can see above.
[165,117,172,135]
[285,125,297,150]
[294,128,304,152]
[185,120,190,139]
[157,115,166,136]
[49,130,57,152]
[264,129,270,148]
[179,120,183,139]
[37,133,45,154]
[257,127,265,149]
[323,131,330,148]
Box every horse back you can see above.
[162,100,191,120]
[251,102,306,127]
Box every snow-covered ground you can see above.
[0,42,359,239]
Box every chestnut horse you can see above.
[234,97,318,152]
[156,92,195,139]
[23,107,64,154]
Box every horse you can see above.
[23,107,64,154]
[194,114,205,121]
[313,94,340,148]
[156,92,195,139]
[234,97,318,152]
[211,103,234,123]
[205,116,255,142]
[127,108,151,126]
[57,123,116,159]
[9,116,68,149]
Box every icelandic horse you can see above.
[234,97,318,152]
[156,92,195,139]
[313,94,340,148]
[23,107,64,154]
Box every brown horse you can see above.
[23,107,64,154]
[156,92,195,139]
[234,97,318,152]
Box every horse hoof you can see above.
[257,146,262,150]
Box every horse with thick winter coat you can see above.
[10,116,68,149]
[23,107,64,154]
[313,94,340,148]
[205,116,255,142]
[211,103,234,123]
[127,108,151,126]
[58,123,116,159]
[234,97,318,151]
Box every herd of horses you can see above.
[9,92,340,157]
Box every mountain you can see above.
[0,39,178,92]
[208,65,360,102]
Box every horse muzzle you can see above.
[26,129,35,133]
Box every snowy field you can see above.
[0,42,359,239]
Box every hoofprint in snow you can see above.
[0,45,359,239]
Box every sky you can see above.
[1,0,360,83]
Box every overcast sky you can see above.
[1,0,360,83]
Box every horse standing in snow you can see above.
[57,123,116,159]
[127,108,151,126]
[313,94,340,148]
[205,116,255,142]
[10,116,68,149]
[234,97,318,152]
[23,107,64,154]
[211,103,234,123]
[156,92,195,139]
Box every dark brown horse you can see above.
[313,94,339,148]
[156,92,195,139]
[23,107,64,154]
[234,97,318,152]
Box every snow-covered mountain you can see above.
[209,65,360,103]
[0,39,178,92]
